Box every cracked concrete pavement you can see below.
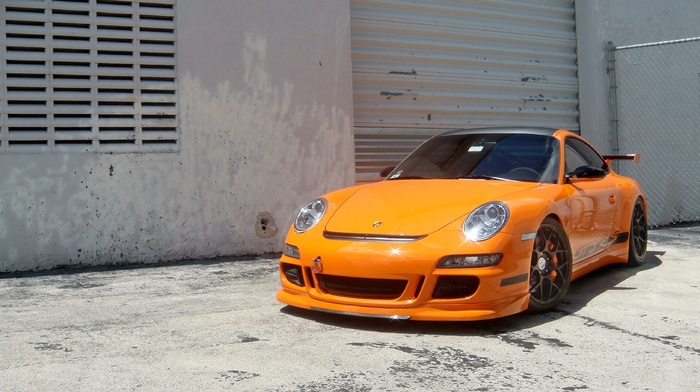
[1,225,699,391]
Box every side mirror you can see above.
[379,166,396,178]
[566,165,607,182]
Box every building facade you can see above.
[1,0,698,272]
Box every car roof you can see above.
[438,127,559,137]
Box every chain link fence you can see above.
[609,38,700,227]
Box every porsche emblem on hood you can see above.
[372,221,383,228]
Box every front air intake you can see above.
[317,274,407,300]
[432,276,479,299]
[281,263,304,287]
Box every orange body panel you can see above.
[276,129,646,321]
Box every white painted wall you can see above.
[576,0,700,152]
[0,0,355,272]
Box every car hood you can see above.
[325,179,539,237]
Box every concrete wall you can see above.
[575,0,700,153]
[0,0,355,272]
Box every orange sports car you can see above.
[277,127,647,321]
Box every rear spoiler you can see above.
[603,153,639,164]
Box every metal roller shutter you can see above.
[350,0,578,182]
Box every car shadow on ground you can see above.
[280,251,664,336]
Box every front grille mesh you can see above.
[317,274,407,300]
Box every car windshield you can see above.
[386,133,560,183]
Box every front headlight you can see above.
[463,202,509,241]
[294,198,327,233]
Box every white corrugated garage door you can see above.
[350,0,579,182]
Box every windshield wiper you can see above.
[460,174,505,181]
[386,175,427,180]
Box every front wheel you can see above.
[626,198,648,267]
[528,217,573,313]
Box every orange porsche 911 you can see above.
[277,127,648,321]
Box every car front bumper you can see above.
[276,230,534,321]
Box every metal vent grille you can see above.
[0,0,178,153]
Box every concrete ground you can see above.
[1,225,698,392]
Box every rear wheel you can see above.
[627,198,648,267]
[528,218,573,312]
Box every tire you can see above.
[528,217,573,312]
[626,198,648,267]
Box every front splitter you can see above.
[310,306,411,320]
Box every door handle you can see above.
[608,194,616,204]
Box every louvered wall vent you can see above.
[0,0,178,153]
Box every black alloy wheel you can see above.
[528,217,573,312]
[627,198,648,267]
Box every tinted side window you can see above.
[565,138,607,174]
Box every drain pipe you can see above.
[606,41,620,172]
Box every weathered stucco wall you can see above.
[576,0,700,152]
[0,0,355,272]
